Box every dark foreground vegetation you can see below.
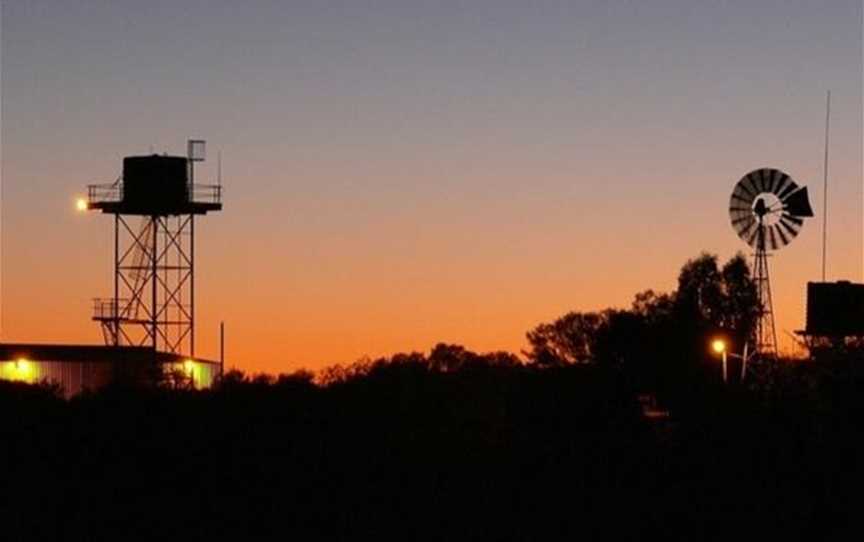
[2,351,863,541]
[1,252,862,540]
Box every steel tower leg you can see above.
[190,215,195,357]
[113,213,120,346]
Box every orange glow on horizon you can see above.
[1,0,860,377]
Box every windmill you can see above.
[729,168,814,355]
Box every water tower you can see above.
[83,140,222,357]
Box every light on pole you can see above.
[710,338,753,383]
[711,339,728,382]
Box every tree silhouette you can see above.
[524,252,760,396]
[524,312,605,366]
[720,253,760,348]
[674,252,757,343]
[675,252,726,323]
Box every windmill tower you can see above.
[728,168,813,356]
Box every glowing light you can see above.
[711,339,726,355]
[2,358,36,382]
[182,359,197,388]
[76,197,88,212]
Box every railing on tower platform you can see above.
[92,298,125,321]
[86,182,223,207]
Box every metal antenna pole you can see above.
[220,321,225,378]
[188,144,196,357]
[822,90,831,281]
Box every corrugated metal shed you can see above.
[0,343,220,397]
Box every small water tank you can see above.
[805,281,864,336]
[123,155,188,212]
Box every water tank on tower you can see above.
[122,155,189,214]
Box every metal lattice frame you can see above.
[752,222,777,356]
[95,214,195,356]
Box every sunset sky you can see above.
[1,1,862,374]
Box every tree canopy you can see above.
[524,252,760,394]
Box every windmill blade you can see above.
[773,171,793,197]
[737,220,756,243]
[735,221,757,240]
[765,169,779,193]
[734,219,756,235]
[781,213,804,226]
[738,220,759,238]
[744,173,761,197]
[767,226,779,250]
[746,224,761,247]
[753,169,764,192]
[773,224,790,247]
[763,168,776,192]
[778,216,801,238]
[732,182,756,204]
[754,170,768,193]
[731,215,754,227]
[730,206,756,233]
[729,176,757,244]
[737,178,756,198]
[783,186,814,217]
[776,177,799,200]
[754,169,768,194]
[731,193,752,206]
[729,204,753,216]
